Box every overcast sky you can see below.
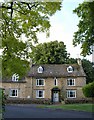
[0,0,93,61]
[37,0,92,61]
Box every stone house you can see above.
[0,59,86,103]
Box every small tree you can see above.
[82,82,94,98]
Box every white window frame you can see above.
[54,77,58,86]
[9,89,18,97]
[36,79,45,86]
[12,73,19,81]
[67,78,75,86]
[36,90,45,98]
[38,66,43,73]
[67,90,76,98]
[67,66,73,73]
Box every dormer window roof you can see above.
[38,66,43,73]
[67,66,73,73]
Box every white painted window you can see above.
[67,90,76,98]
[12,73,19,81]
[54,77,58,86]
[36,79,45,86]
[36,90,44,98]
[67,78,75,86]
[67,66,73,73]
[38,66,43,73]
[9,89,18,97]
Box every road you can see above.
[3,104,93,119]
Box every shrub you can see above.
[82,81,94,98]
[64,98,93,104]
[6,98,52,105]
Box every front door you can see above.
[53,92,59,102]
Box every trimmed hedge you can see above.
[6,98,52,105]
[64,98,94,104]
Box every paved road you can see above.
[3,104,93,118]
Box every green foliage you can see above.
[1,2,62,79]
[66,58,77,64]
[73,1,94,56]
[82,81,94,98]
[82,59,94,84]
[30,40,70,64]
[0,89,6,115]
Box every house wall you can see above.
[62,77,86,99]
[0,76,86,100]
[32,76,86,99]
[1,82,26,98]
[32,77,63,99]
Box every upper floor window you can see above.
[67,78,75,86]
[67,66,73,73]
[54,77,58,86]
[36,79,45,86]
[38,66,43,73]
[9,89,18,97]
[12,73,19,81]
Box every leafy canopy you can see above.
[1,1,62,79]
[30,40,70,64]
[73,1,94,56]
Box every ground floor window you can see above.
[36,90,44,98]
[9,89,18,97]
[67,90,76,98]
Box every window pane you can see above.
[39,91,43,97]
[70,79,72,85]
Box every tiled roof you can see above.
[27,64,86,78]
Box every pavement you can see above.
[3,104,94,119]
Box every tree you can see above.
[73,1,94,56]
[82,59,94,84]
[0,1,62,79]
[66,58,77,64]
[82,81,94,98]
[30,40,70,64]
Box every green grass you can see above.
[38,104,94,113]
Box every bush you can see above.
[6,98,52,105]
[82,81,94,97]
[64,98,93,104]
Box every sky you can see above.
[0,0,93,61]
[37,0,92,61]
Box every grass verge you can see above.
[38,104,94,113]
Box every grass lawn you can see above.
[38,104,94,113]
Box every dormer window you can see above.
[38,66,43,73]
[12,73,19,81]
[67,66,73,73]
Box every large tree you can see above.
[73,1,94,56]
[82,59,94,84]
[0,1,62,79]
[30,40,70,64]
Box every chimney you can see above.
[77,58,82,66]
[29,58,32,67]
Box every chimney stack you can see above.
[77,58,82,66]
[29,58,32,67]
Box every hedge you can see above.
[6,98,52,105]
[64,98,94,104]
